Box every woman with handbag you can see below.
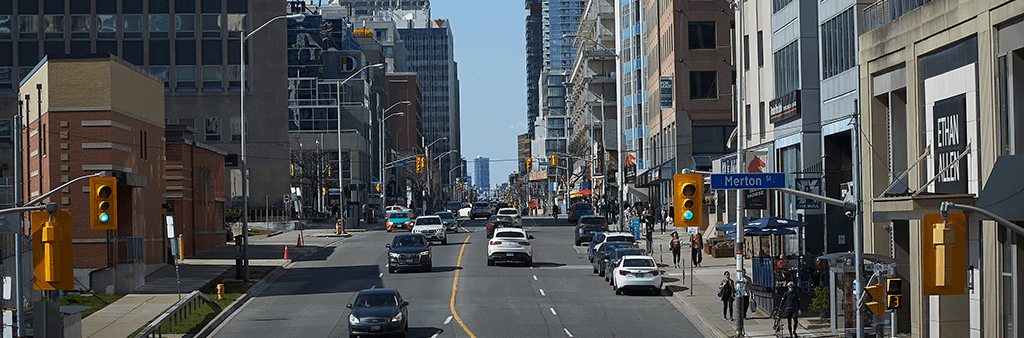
[719,271,735,320]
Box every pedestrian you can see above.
[669,232,682,269]
[690,231,704,267]
[737,268,752,319]
[780,281,801,337]
[720,271,735,321]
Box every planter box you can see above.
[704,245,712,254]
[710,247,735,258]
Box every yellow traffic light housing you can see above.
[526,157,533,171]
[550,154,558,167]
[865,300,886,317]
[415,156,425,173]
[32,211,73,290]
[886,295,902,309]
[89,176,118,230]
[922,213,966,295]
[673,174,702,227]
[885,277,902,295]
[865,283,883,301]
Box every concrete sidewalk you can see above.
[80,223,351,338]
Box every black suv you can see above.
[386,233,432,273]
[574,215,609,246]
[346,288,409,337]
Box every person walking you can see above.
[780,281,801,337]
[737,268,752,319]
[720,271,735,321]
[669,232,682,269]
[690,231,704,267]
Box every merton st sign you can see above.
[710,173,786,190]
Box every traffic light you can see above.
[550,154,558,167]
[526,157,533,171]
[673,174,702,227]
[886,277,903,309]
[460,182,464,190]
[290,164,294,177]
[864,282,885,317]
[32,211,73,290]
[376,183,382,192]
[415,156,425,173]
[89,176,118,230]
[921,213,966,295]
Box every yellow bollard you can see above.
[217,284,225,300]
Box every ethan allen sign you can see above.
[769,90,800,123]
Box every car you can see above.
[611,255,662,295]
[434,211,458,233]
[386,233,432,272]
[485,215,515,238]
[385,205,413,219]
[568,203,595,223]
[457,205,472,218]
[346,288,409,337]
[592,242,639,277]
[470,201,492,220]
[493,202,511,215]
[574,215,610,246]
[486,227,534,266]
[412,216,447,245]
[496,208,522,227]
[446,201,463,214]
[589,232,636,262]
[386,212,413,232]
[604,248,647,283]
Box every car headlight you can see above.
[349,313,360,324]
[419,250,429,256]
[389,252,401,258]
[391,312,403,323]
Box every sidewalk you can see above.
[646,228,839,338]
[80,222,354,338]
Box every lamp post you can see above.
[380,101,410,211]
[240,13,303,283]
[423,137,448,212]
[448,164,463,202]
[333,62,384,226]
[562,33,623,230]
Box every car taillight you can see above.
[650,270,659,276]
[488,223,493,227]
[489,241,501,245]
[577,225,585,228]
[518,241,530,245]
[619,270,629,276]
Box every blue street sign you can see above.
[710,173,786,190]
[539,162,550,166]
[394,162,410,167]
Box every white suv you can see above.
[411,216,447,245]
[496,208,522,227]
[612,255,662,295]
[486,228,533,266]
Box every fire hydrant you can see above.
[217,283,225,300]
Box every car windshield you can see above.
[390,213,408,219]
[417,217,441,225]
[607,236,634,243]
[498,210,517,215]
[354,294,398,308]
[614,249,645,258]
[435,212,455,219]
[602,243,633,252]
[579,217,605,226]
[574,204,592,211]
[447,202,462,209]
[623,258,655,267]
[392,236,426,247]
[495,231,525,238]
[474,202,489,208]
[490,215,513,223]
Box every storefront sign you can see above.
[769,90,800,123]
[932,94,968,194]
[745,189,767,209]
[795,178,822,209]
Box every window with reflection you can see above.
[43,15,63,32]
[176,14,195,31]
[123,14,142,32]
[0,16,11,34]
[225,14,245,31]
[19,15,37,33]
[97,15,117,32]
[149,14,169,32]
[71,15,90,32]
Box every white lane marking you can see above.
[539,289,546,296]
[444,315,453,325]
[430,329,443,338]
[378,273,383,278]
[550,308,557,316]
[533,275,538,281]
[564,328,574,337]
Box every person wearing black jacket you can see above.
[780,281,801,337]
[720,271,735,320]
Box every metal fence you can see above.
[227,208,290,223]
[861,0,932,32]
[135,290,220,338]
[117,237,144,264]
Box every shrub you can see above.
[808,286,830,320]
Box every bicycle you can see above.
[771,306,784,334]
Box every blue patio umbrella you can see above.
[724,227,795,238]
[714,217,760,232]
[746,216,808,230]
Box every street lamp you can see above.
[380,101,409,211]
[333,62,384,227]
[423,137,448,212]
[240,12,304,283]
[448,164,463,201]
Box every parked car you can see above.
[470,201,492,220]
[496,207,522,227]
[386,233,431,273]
[574,215,609,246]
[434,211,458,233]
[346,288,409,337]
[593,242,638,277]
[611,255,662,295]
[568,203,595,223]
[446,201,464,214]
[412,216,447,245]
[386,212,412,232]
[486,227,534,266]
[486,215,515,238]
[604,248,647,283]
[589,232,636,262]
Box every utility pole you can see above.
[853,99,865,338]
[732,0,747,334]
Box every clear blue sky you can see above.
[431,1,525,187]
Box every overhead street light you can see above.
[380,101,410,211]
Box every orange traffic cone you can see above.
[297,234,303,247]
[283,245,290,259]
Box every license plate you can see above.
[370,325,382,331]
[506,253,514,256]
[633,273,645,278]
[403,259,413,264]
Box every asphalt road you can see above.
[211,216,705,338]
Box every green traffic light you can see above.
[100,213,109,222]
[684,211,694,220]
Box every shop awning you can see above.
[976,154,1024,221]
[570,189,592,198]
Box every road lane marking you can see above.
[444,316,453,325]
[539,289,546,296]
[450,235,476,338]
[533,275,538,281]
[430,330,443,338]
[378,273,383,278]
[563,328,574,337]
[550,308,557,316]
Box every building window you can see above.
[205,117,221,142]
[689,71,718,99]
[70,14,90,37]
[757,31,764,68]
[150,66,170,87]
[43,15,63,34]
[149,14,170,34]
[660,77,672,108]
[175,13,195,38]
[177,65,197,89]
[745,104,751,140]
[176,39,196,65]
[759,101,765,138]
[744,35,749,70]
[688,21,715,50]
[374,29,387,41]
[226,14,246,31]
[19,15,38,34]
[201,14,221,38]
[0,67,12,92]
[0,16,11,39]
[231,117,241,141]
[820,8,855,79]
[123,14,143,32]
[773,41,799,97]
[202,65,222,89]
[97,15,117,33]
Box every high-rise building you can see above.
[525,0,543,137]
[474,156,490,191]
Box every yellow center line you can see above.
[451,234,476,338]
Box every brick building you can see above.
[165,125,227,257]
